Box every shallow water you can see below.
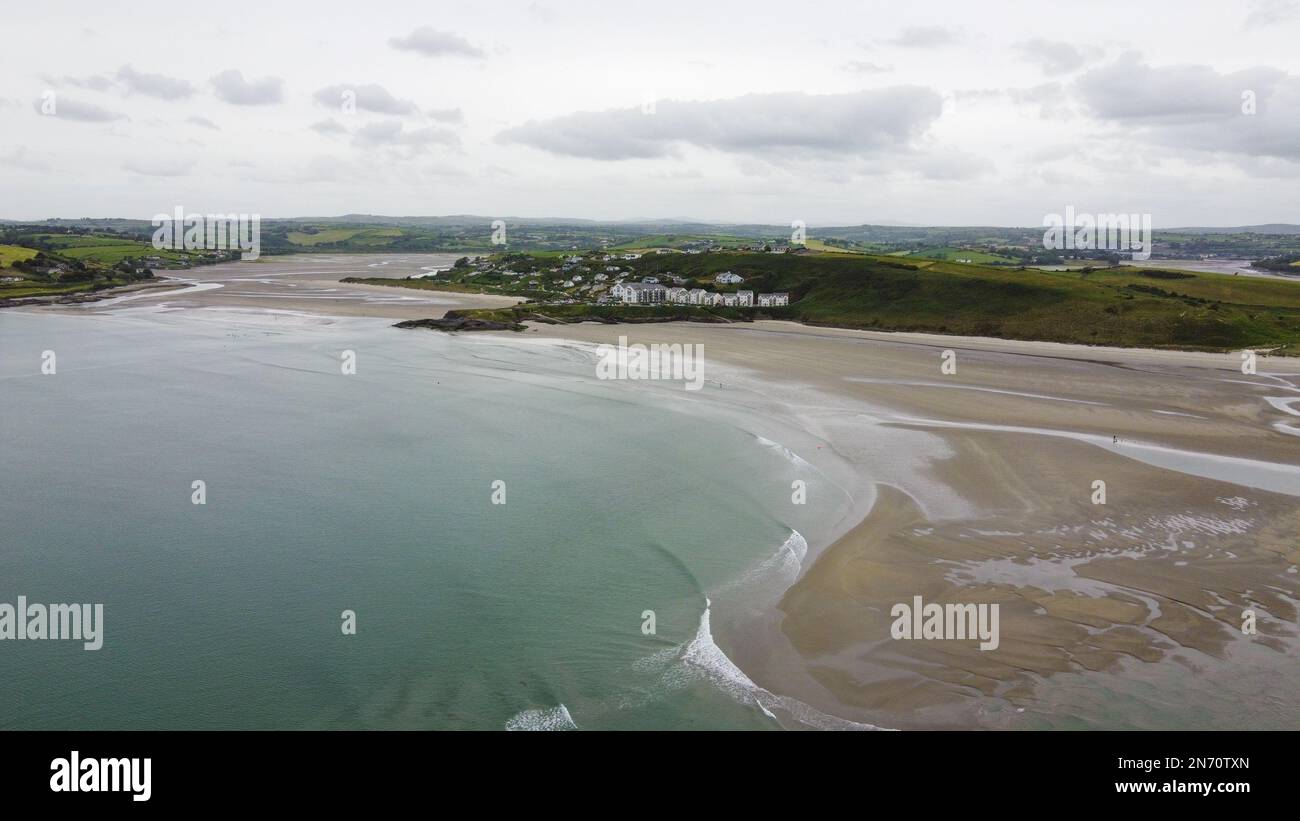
[0,307,853,729]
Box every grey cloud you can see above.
[841,61,892,75]
[351,120,460,150]
[117,65,194,100]
[310,119,347,135]
[426,107,464,124]
[210,69,285,105]
[889,26,957,48]
[313,83,418,115]
[122,158,191,176]
[1015,39,1098,75]
[186,116,220,130]
[1077,55,1300,161]
[389,26,485,58]
[42,73,113,92]
[32,96,122,122]
[496,88,943,160]
[1244,0,1299,28]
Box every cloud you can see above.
[497,88,943,160]
[1005,82,1076,119]
[42,73,113,92]
[426,107,464,124]
[1244,0,1300,28]
[31,96,122,122]
[310,119,347,135]
[1076,54,1300,162]
[210,69,285,105]
[313,83,418,115]
[888,26,957,48]
[1015,39,1099,75]
[840,61,892,75]
[350,120,460,150]
[186,116,220,130]
[116,65,194,100]
[389,26,485,58]
[122,157,191,177]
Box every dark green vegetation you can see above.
[376,250,1300,354]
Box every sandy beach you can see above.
[26,254,1300,729]
[26,254,523,319]
[517,319,1300,729]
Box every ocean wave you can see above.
[505,704,578,731]
[676,598,888,731]
[755,435,814,469]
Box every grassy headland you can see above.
[364,250,1300,353]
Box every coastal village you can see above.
[409,246,792,309]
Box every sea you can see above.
[0,301,859,730]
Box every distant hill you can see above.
[1167,225,1300,235]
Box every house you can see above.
[757,292,790,307]
[720,293,739,307]
[611,281,667,304]
[594,273,608,281]
[666,287,689,304]
[735,290,754,307]
[687,288,708,305]
[621,253,642,260]
[571,274,583,283]
[714,271,743,284]
[642,276,659,284]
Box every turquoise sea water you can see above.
[0,307,848,730]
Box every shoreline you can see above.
[16,266,1300,729]
[509,318,1300,729]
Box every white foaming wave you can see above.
[675,598,888,731]
[755,434,814,469]
[505,703,578,731]
[715,529,809,597]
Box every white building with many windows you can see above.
[611,281,667,304]
[714,271,743,284]
[757,292,790,307]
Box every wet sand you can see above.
[27,254,522,319]
[518,320,1300,729]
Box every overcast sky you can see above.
[2,0,1298,226]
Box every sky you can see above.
[1,0,1298,227]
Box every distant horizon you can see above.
[4,213,1300,233]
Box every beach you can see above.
[518,319,1300,729]
[17,254,1300,729]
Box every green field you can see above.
[909,247,1022,265]
[287,227,402,246]
[0,244,38,267]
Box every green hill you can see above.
[465,251,1300,353]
